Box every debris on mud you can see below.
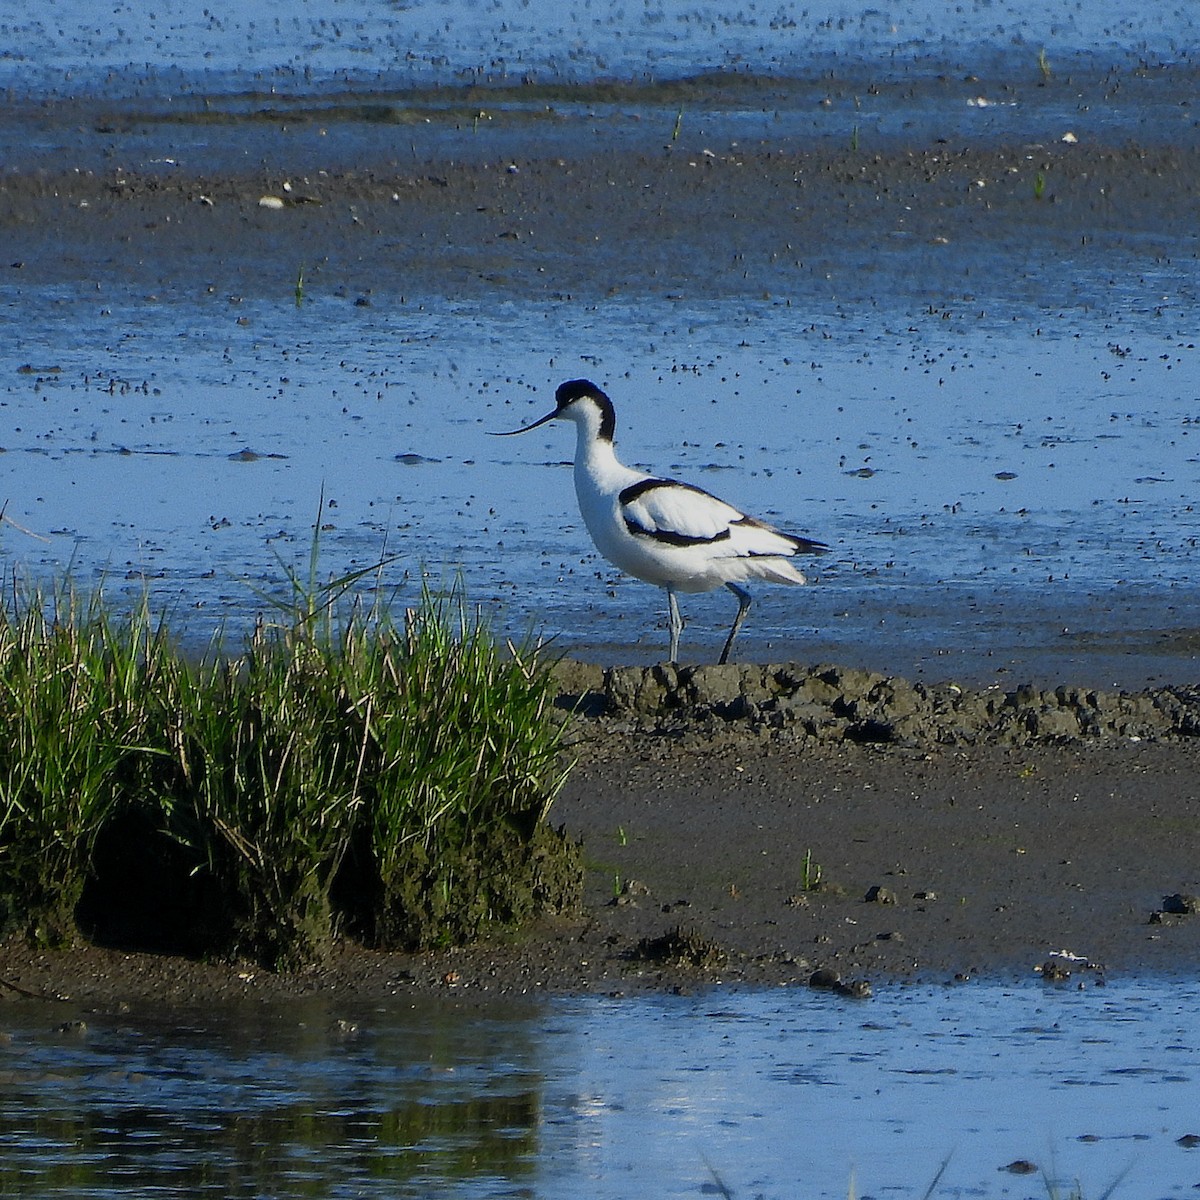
[634,926,728,971]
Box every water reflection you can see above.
[1,982,1198,1198]
[0,997,546,1197]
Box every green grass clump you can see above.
[363,597,576,950]
[0,571,579,968]
[0,584,167,945]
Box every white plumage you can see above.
[496,379,828,663]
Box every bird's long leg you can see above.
[719,583,753,665]
[667,587,683,663]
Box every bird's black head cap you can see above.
[556,378,615,441]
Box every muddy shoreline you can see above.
[4,60,1200,312]
[6,136,1198,312]
[4,662,1200,1007]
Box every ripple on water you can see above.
[0,981,1197,1197]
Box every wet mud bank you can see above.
[3,101,1199,308]
[553,659,1200,748]
[5,661,1200,1008]
[545,664,1200,998]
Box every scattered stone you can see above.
[1161,893,1200,915]
[1176,1133,1200,1148]
[913,890,938,902]
[611,878,651,907]
[808,966,842,990]
[810,880,848,897]
[808,967,871,997]
[864,885,897,905]
[838,978,872,998]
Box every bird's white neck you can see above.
[572,416,624,488]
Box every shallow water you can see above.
[2,979,1198,1198]
[3,285,1198,686]
[1,0,1196,94]
[2,9,1199,1197]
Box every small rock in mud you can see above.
[1160,893,1200,915]
[1038,960,1072,982]
[864,885,897,905]
[837,979,872,998]
[808,967,870,997]
[808,966,842,989]
[611,877,651,907]
[808,880,847,897]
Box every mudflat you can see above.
[5,690,1200,1007]
[2,67,1200,1005]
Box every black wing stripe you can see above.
[619,477,716,505]
[621,477,732,546]
[624,516,732,547]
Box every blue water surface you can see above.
[2,979,1198,1198]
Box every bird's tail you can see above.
[749,556,809,587]
[788,534,829,555]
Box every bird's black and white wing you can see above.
[619,477,826,558]
[619,478,743,547]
